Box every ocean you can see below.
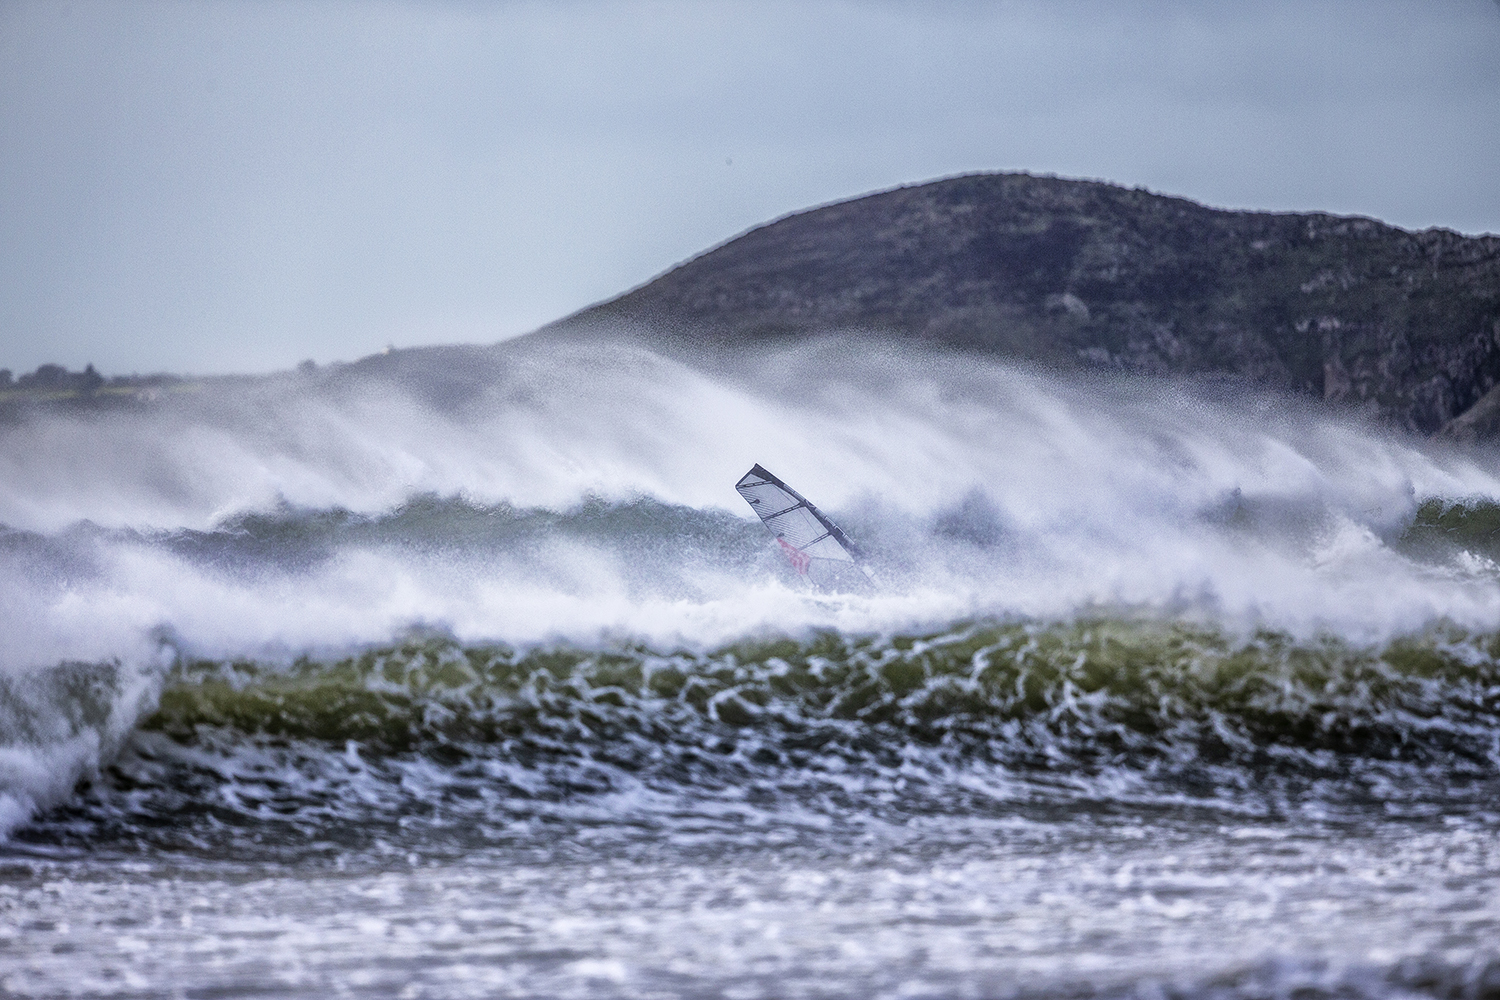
[1,337,1498,999]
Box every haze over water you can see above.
[2,338,1499,998]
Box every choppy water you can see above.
[3,338,1500,998]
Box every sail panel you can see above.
[736,464,868,585]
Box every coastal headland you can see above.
[13,173,1500,437]
[542,173,1500,439]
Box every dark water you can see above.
[2,341,1500,998]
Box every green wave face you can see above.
[1401,498,1500,562]
[16,617,1496,860]
[148,620,1500,766]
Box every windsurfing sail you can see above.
[735,464,876,589]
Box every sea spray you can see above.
[0,656,160,837]
[3,338,1500,998]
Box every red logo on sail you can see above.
[777,537,811,576]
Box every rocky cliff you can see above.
[544,173,1500,436]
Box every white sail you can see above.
[735,464,875,589]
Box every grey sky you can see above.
[2,0,1498,376]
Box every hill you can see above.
[542,173,1500,436]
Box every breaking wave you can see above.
[141,619,1500,767]
[10,617,1500,859]
[4,337,1500,840]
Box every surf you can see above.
[3,335,1500,839]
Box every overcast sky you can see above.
[2,0,1498,376]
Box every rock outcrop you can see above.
[543,173,1500,435]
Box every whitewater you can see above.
[1,335,1499,999]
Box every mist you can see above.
[3,337,1500,682]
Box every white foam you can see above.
[1,337,1499,669]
